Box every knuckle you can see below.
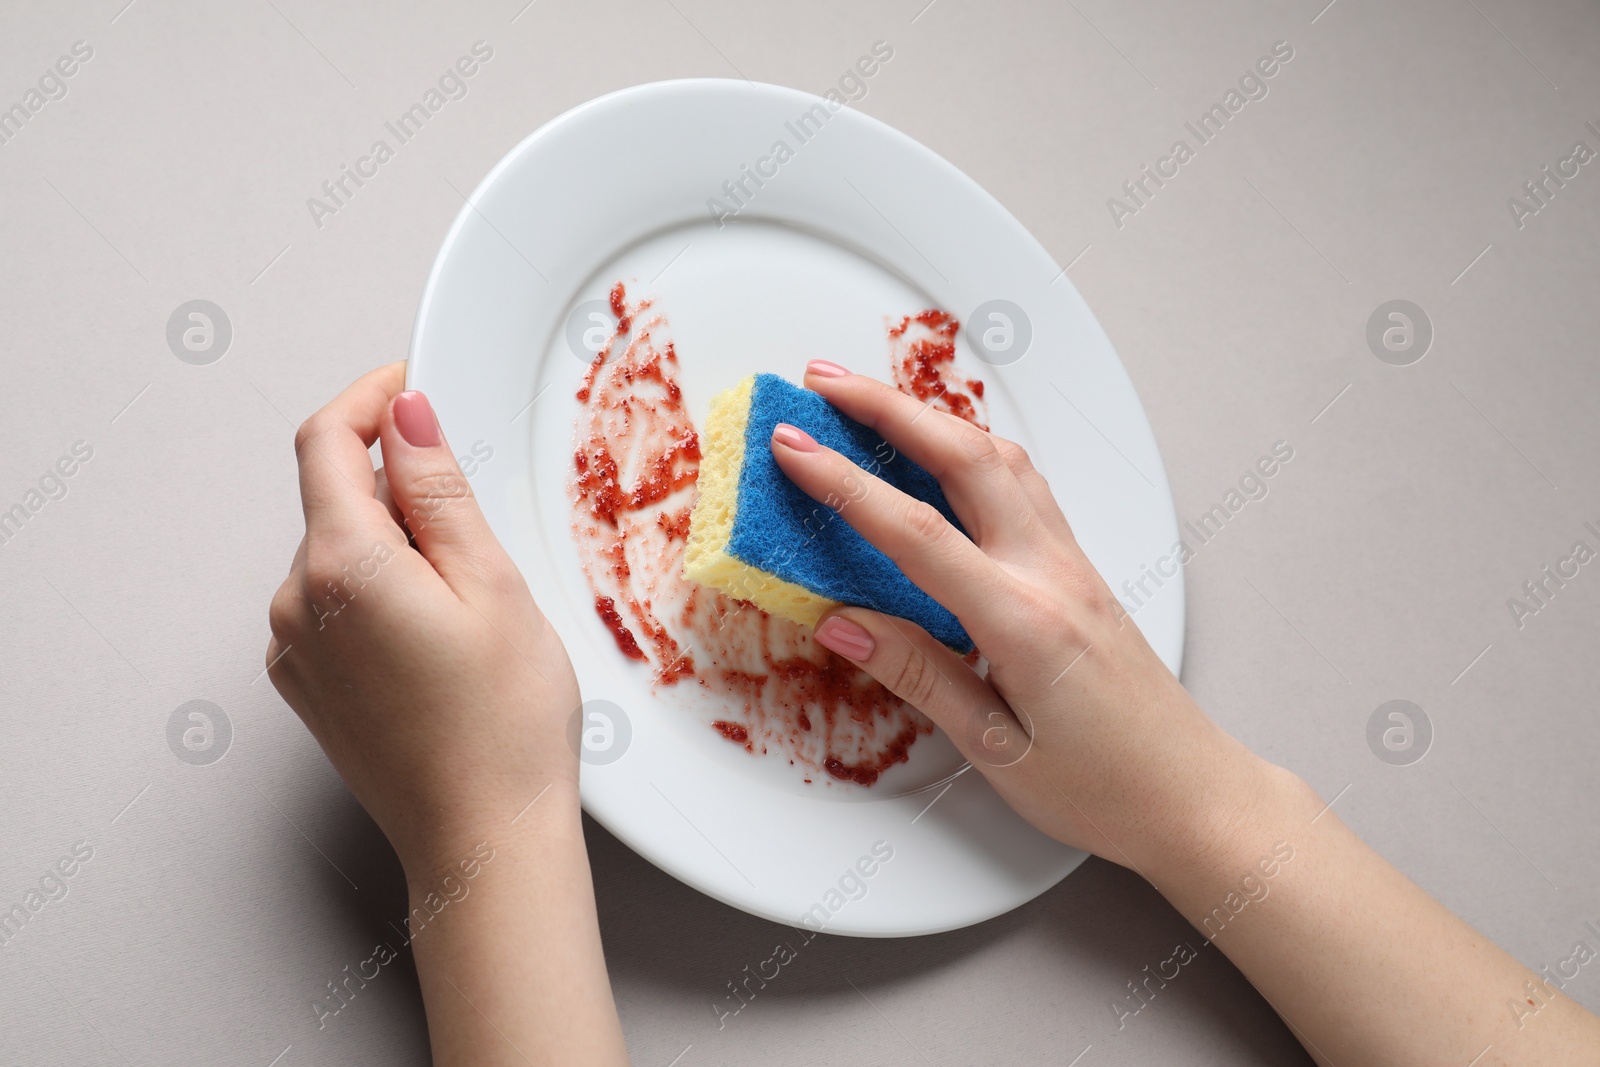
[403,468,474,527]
[958,429,1006,472]
[996,438,1035,475]
[268,581,303,638]
[1051,606,1093,650]
[302,541,355,594]
[1048,556,1113,618]
[890,649,939,710]
[293,414,328,458]
[838,470,869,506]
[263,638,296,683]
[903,499,949,545]
[468,546,519,590]
[1015,583,1088,644]
[1076,575,1113,616]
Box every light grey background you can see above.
[2,0,1597,1063]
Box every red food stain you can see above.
[570,284,989,786]
[575,353,603,405]
[888,309,989,430]
[573,446,625,526]
[656,507,692,541]
[609,280,631,335]
[712,720,750,747]
[593,595,645,660]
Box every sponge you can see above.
[685,373,973,653]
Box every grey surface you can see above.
[2,0,1598,1063]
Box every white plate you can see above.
[409,79,1184,936]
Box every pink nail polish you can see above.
[394,391,441,448]
[806,360,849,378]
[772,423,820,452]
[815,616,875,660]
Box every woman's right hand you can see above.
[770,362,1292,879]
[773,364,1600,1067]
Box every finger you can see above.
[813,607,1030,768]
[993,435,1076,542]
[801,363,1038,548]
[372,466,407,531]
[770,422,1006,626]
[379,389,505,597]
[296,362,407,543]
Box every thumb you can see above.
[812,607,1030,768]
[380,389,502,595]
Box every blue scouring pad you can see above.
[684,373,973,653]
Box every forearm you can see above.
[403,782,629,1067]
[1142,760,1600,1066]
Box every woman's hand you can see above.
[266,363,579,878]
[771,361,1281,878]
[775,362,1600,1067]
[266,363,627,1066]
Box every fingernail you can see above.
[394,391,441,448]
[815,616,875,660]
[807,359,849,378]
[772,423,820,452]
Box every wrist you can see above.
[1133,738,1309,891]
[397,773,584,893]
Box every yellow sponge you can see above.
[685,376,835,625]
[684,374,973,651]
